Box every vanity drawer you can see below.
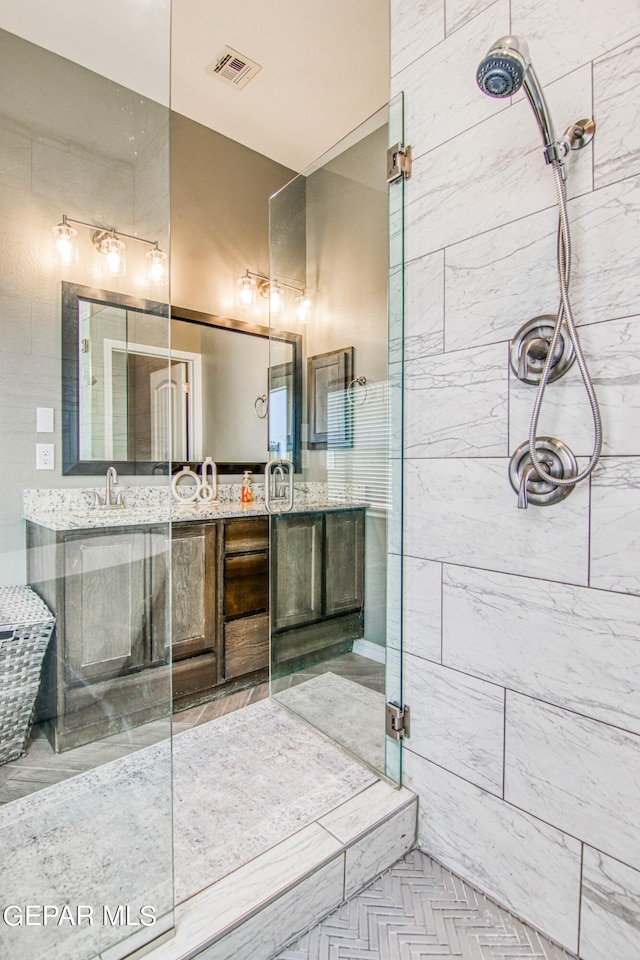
[224,551,269,618]
[224,518,269,555]
[223,613,269,679]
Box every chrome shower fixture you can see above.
[476,36,595,167]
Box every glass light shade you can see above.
[100,234,126,277]
[237,274,256,306]
[147,246,168,286]
[296,292,312,324]
[269,283,283,316]
[52,222,78,265]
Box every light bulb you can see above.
[269,283,283,316]
[99,233,126,277]
[296,292,312,324]
[146,246,168,286]
[237,274,256,306]
[52,221,78,265]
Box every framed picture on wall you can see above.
[307,346,354,447]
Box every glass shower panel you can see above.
[268,102,405,782]
[0,20,173,960]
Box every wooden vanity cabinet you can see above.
[221,517,269,681]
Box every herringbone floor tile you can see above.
[273,849,574,960]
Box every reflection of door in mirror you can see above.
[149,362,189,461]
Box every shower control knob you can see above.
[510,315,576,384]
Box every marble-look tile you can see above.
[405,66,593,261]
[344,801,417,898]
[446,0,497,34]
[404,655,505,794]
[195,856,345,960]
[443,564,640,734]
[591,458,640,595]
[512,0,640,88]
[445,175,640,352]
[403,556,442,662]
[404,251,444,363]
[319,780,415,844]
[594,36,640,190]
[388,264,404,364]
[509,317,640,457]
[404,750,582,952]
[580,846,640,960]
[390,0,445,80]
[404,457,590,584]
[505,692,640,866]
[398,0,510,156]
[404,341,508,457]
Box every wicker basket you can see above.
[0,585,55,765]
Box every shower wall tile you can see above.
[511,0,640,88]
[442,564,640,734]
[594,36,640,190]
[397,0,510,156]
[446,0,497,35]
[403,556,442,662]
[390,0,444,79]
[404,655,505,794]
[404,457,590,584]
[405,65,593,261]
[590,458,640,595]
[404,750,582,952]
[580,847,640,960]
[444,174,640,351]
[505,692,640,866]
[404,251,444,362]
[404,342,508,457]
[509,316,640,457]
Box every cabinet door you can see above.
[324,510,364,616]
[151,523,217,663]
[224,552,269,619]
[64,529,147,685]
[272,514,323,630]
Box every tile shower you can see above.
[392,0,640,957]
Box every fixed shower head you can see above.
[476,36,530,98]
[477,36,558,162]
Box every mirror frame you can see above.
[61,282,302,476]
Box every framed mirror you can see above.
[61,283,302,475]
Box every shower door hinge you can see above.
[386,702,411,741]
[387,143,412,183]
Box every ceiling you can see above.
[0,0,389,173]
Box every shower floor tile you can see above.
[274,848,575,960]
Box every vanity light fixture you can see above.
[52,215,168,286]
[240,269,311,321]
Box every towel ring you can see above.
[347,376,367,406]
[255,394,269,419]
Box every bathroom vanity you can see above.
[26,502,364,751]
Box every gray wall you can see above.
[394,1,640,957]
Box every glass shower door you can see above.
[268,96,406,782]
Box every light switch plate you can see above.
[36,407,54,433]
[36,444,55,470]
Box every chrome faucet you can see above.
[273,464,287,499]
[106,466,119,506]
[517,464,538,509]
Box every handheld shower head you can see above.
[477,36,558,162]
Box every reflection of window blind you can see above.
[326,381,391,509]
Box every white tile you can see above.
[509,317,640,457]
[404,655,504,794]
[404,251,444,363]
[398,0,510,155]
[405,65,593,260]
[404,750,581,952]
[443,564,640,735]
[404,457,590,584]
[344,801,417,898]
[512,0,640,88]
[448,174,640,355]
[581,847,640,960]
[319,780,415,844]
[446,0,497,34]
[594,36,640,190]
[403,556,442,662]
[390,0,445,79]
[591,458,640,595]
[405,342,508,457]
[505,692,640,866]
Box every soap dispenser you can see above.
[241,470,253,504]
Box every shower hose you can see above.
[527,160,603,486]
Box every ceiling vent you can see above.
[205,46,262,90]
